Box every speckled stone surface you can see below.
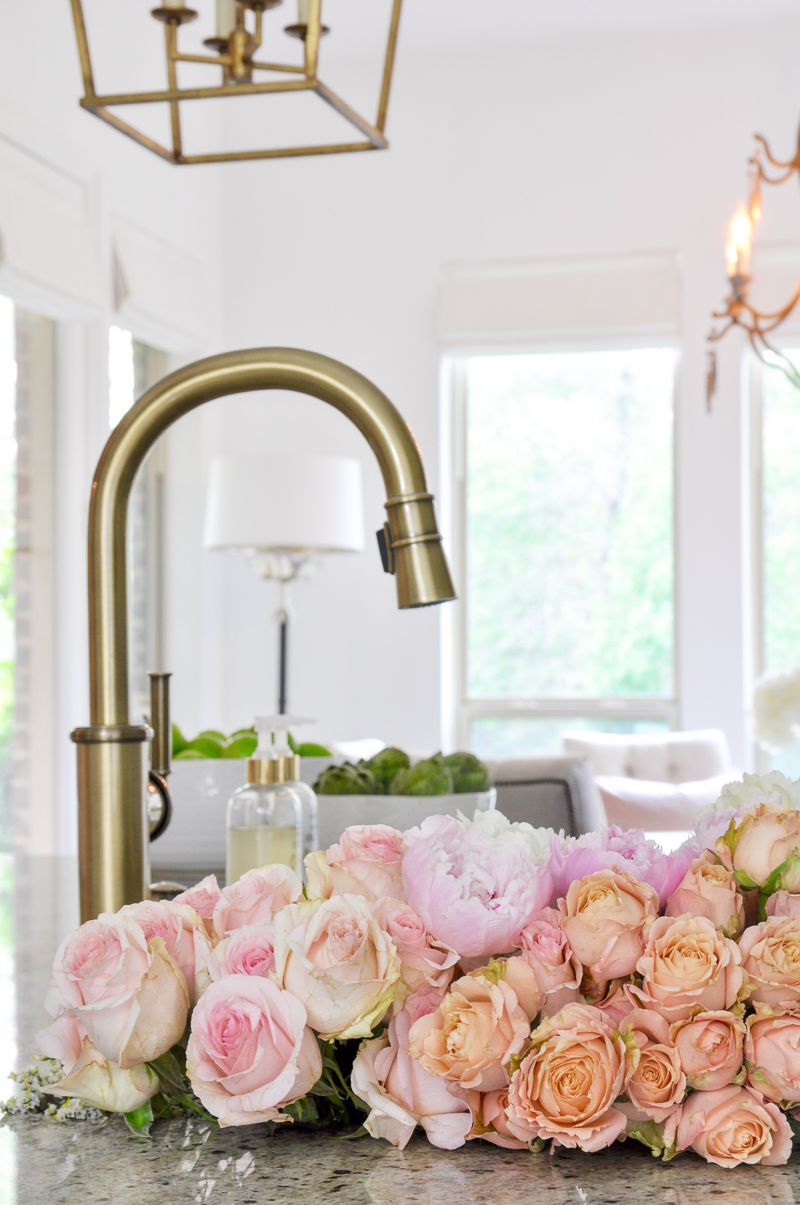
[4,1118,800,1205]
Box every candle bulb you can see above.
[727,203,753,279]
[298,0,310,21]
[216,0,238,37]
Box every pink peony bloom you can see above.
[205,923,275,983]
[372,898,459,996]
[401,814,552,958]
[351,1003,472,1150]
[675,1084,792,1167]
[549,826,701,910]
[186,974,321,1126]
[670,1010,745,1092]
[306,825,407,902]
[212,865,302,940]
[44,919,188,1070]
[559,869,659,983]
[516,908,582,1016]
[108,899,210,1005]
[506,1003,635,1152]
[745,1008,800,1105]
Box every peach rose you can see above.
[109,899,211,1005]
[622,1009,685,1123]
[351,1002,472,1150]
[517,908,582,1015]
[173,875,222,942]
[371,898,459,996]
[559,870,659,983]
[665,854,745,937]
[717,801,800,889]
[467,1087,528,1150]
[745,1007,800,1104]
[675,1084,792,1167]
[766,891,800,920]
[670,1010,745,1091]
[273,894,401,1040]
[506,1003,636,1151]
[37,1014,159,1114]
[630,915,744,1022]
[594,980,635,1027]
[408,967,530,1092]
[739,916,800,1008]
[187,974,321,1126]
[212,865,302,939]
[205,923,275,983]
[44,920,189,1070]
[306,825,406,902]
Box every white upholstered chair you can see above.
[561,729,741,831]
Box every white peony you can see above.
[456,807,557,867]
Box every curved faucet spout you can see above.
[72,347,455,920]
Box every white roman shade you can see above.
[440,250,681,346]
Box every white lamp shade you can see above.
[204,453,364,553]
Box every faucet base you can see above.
[71,725,151,921]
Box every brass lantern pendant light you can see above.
[69,0,403,165]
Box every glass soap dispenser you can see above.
[225,715,318,884]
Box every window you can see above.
[108,329,168,721]
[452,347,677,757]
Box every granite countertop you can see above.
[4,855,800,1204]
[5,1116,800,1204]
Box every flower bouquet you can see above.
[17,771,800,1169]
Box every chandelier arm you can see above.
[376,0,403,134]
[753,133,798,172]
[165,25,183,159]
[304,0,321,78]
[752,332,800,390]
[315,84,388,148]
[86,106,176,162]
[83,79,314,106]
[178,140,376,165]
[70,0,97,99]
[173,51,233,67]
[249,60,305,74]
[708,318,736,343]
[253,8,263,51]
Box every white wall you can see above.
[169,17,800,764]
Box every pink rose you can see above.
[665,854,745,937]
[173,875,222,940]
[274,895,401,1040]
[306,825,407,902]
[372,898,459,995]
[675,1084,792,1167]
[516,908,582,1015]
[401,814,552,958]
[745,1008,800,1104]
[37,1014,159,1114]
[766,891,800,919]
[408,967,531,1091]
[739,916,800,1008]
[559,870,659,983]
[186,974,321,1126]
[109,899,210,1005]
[205,923,275,983]
[467,1087,528,1150]
[621,1009,685,1124]
[351,1004,472,1150]
[506,1003,635,1151]
[670,1010,746,1091]
[44,919,188,1069]
[212,865,302,939]
[716,800,800,888]
[630,915,744,1022]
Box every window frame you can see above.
[441,339,682,755]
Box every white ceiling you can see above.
[320,0,800,59]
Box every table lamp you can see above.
[204,452,364,713]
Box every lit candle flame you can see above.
[726,204,752,278]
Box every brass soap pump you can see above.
[72,348,456,922]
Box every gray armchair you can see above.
[483,755,607,838]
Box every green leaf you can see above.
[287,732,299,754]
[171,723,187,756]
[627,1119,672,1159]
[173,749,206,760]
[223,736,257,759]
[124,1101,154,1137]
[298,743,333,757]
